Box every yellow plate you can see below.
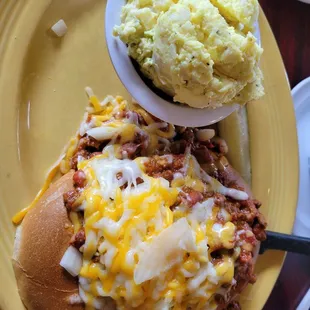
[0,1,298,309]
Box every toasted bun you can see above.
[12,171,84,310]
[218,107,252,186]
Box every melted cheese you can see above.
[76,151,245,309]
[90,156,143,200]
[70,212,82,233]
[12,162,61,224]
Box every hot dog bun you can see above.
[218,107,252,186]
[12,171,83,310]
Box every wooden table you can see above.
[260,0,310,88]
[260,0,310,309]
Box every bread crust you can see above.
[12,171,84,310]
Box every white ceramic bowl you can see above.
[105,0,261,127]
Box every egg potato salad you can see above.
[113,0,264,108]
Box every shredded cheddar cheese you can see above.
[12,162,61,224]
[75,149,245,309]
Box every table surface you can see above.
[259,0,310,309]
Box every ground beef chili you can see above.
[143,154,185,182]
[120,142,142,159]
[224,198,267,241]
[62,113,266,310]
[227,301,242,310]
[70,229,86,249]
[125,111,147,125]
[64,171,87,211]
[63,189,80,211]
[71,149,90,170]
[215,294,242,310]
[70,135,108,170]
[78,136,102,150]
[179,186,204,207]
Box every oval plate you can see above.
[0,1,298,309]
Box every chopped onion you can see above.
[79,277,91,291]
[78,286,88,304]
[79,286,106,309]
[60,246,82,277]
[51,19,67,37]
[196,129,215,141]
[67,293,83,305]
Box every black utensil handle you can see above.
[259,231,310,255]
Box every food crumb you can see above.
[51,19,67,37]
